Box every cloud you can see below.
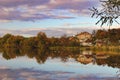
[0,28,93,37]
[0,7,74,21]
[0,66,9,69]
[48,0,99,10]
[0,0,100,22]
[0,0,50,7]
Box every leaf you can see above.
[92,12,95,17]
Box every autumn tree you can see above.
[37,32,49,50]
[21,37,38,49]
[4,35,24,48]
[108,29,120,44]
[0,34,13,48]
[49,37,60,46]
[95,29,108,39]
[93,28,120,45]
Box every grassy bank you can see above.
[50,46,80,51]
[50,46,120,51]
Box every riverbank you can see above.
[50,46,120,54]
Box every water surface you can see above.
[0,48,120,80]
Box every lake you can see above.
[0,48,120,80]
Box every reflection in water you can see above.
[0,68,118,80]
[0,48,120,69]
[0,48,120,79]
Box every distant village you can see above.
[69,28,120,47]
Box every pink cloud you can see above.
[0,0,100,21]
[49,0,98,9]
[0,0,50,7]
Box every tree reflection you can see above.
[107,55,120,68]
[0,48,120,69]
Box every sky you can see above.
[0,0,119,37]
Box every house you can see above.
[95,39,108,46]
[77,54,94,64]
[76,32,92,46]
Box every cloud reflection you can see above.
[0,68,118,80]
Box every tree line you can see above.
[92,28,120,45]
[0,28,119,49]
[0,32,80,50]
